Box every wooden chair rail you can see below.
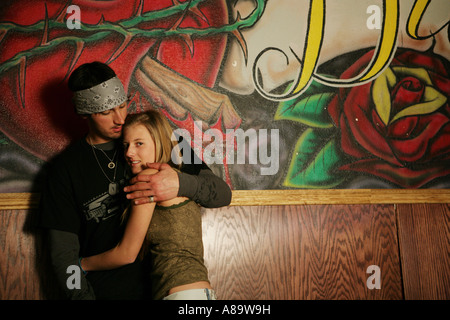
[0,189,449,209]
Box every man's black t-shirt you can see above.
[40,138,145,299]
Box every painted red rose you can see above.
[0,0,228,161]
[328,49,450,188]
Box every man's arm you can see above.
[47,229,96,300]
[124,163,231,208]
[177,166,232,208]
[124,134,231,207]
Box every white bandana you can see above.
[73,77,127,114]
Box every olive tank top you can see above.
[146,200,209,300]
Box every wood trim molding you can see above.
[0,189,449,209]
[230,189,450,206]
[0,193,41,210]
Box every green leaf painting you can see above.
[275,92,334,128]
[283,128,344,188]
[275,79,335,128]
[275,78,345,188]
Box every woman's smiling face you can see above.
[123,123,157,175]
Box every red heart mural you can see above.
[0,0,228,161]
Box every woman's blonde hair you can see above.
[123,109,181,168]
[121,109,181,258]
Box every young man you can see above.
[39,62,231,299]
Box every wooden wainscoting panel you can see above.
[0,209,63,300]
[2,204,405,300]
[0,209,41,299]
[201,204,403,300]
[397,203,450,300]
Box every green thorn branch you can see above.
[0,0,266,74]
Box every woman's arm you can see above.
[81,169,157,272]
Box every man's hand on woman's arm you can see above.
[124,163,179,204]
[124,162,231,208]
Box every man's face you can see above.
[86,102,127,144]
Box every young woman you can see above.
[80,110,215,300]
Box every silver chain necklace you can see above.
[90,140,117,169]
[88,137,119,195]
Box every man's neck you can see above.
[85,135,116,151]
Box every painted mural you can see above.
[0,0,449,192]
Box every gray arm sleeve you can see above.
[177,168,232,208]
[48,229,96,300]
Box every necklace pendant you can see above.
[108,161,115,169]
[109,182,119,195]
